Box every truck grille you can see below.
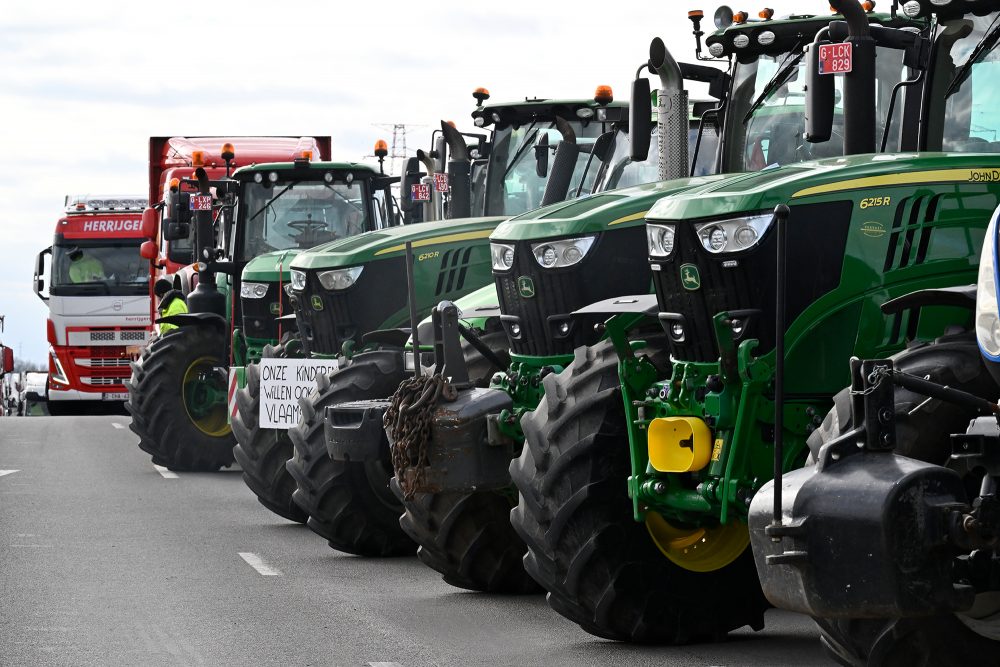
[652,202,850,362]
[495,226,650,356]
[241,282,292,341]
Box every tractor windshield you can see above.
[484,119,606,217]
[236,178,372,261]
[723,46,906,171]
[934,12,1000,151]
[50,240,149,297]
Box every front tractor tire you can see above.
[232,341,307,523]
[510,340,767,643]
[393,330,538,593]
[807,333,1000,667]
[286,350,414,557]
[125,325,235,472]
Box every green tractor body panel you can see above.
[619,152,1000,526]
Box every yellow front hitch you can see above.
[647,416,712,473]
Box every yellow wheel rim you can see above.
[645,511,749,573]
[182,355,231,438]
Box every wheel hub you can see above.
[645,511,749,572]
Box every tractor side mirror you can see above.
[141,207,158,239]
[2,347,13,375]
[535,134,550,179]
[804,41,835,143]
[630,76,653,161]
[592,131,616,163]
[162,222,190,242]
[167,190,193,226]
[399,156,426,223]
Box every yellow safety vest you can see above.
[158,295,188,335]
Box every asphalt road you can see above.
[0,416,831,667]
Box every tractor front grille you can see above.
[241,282,292,341]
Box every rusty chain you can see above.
[384,373,457,500]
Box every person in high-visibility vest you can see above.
[154,279,187,335]
[68,249,105,283]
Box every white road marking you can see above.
[152,464,178,479]
[0,470,19,478]
[111,422,125,429]
[10,544,54,548]
[238,552,282,576]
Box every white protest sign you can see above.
[259,358,339,429]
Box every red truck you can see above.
[33,196,154,415]
[145,136,332,287]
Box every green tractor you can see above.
[126,150,401,471]
[746,1,1000,663]
[233,91,657,553]
[361,7,917,595]
[506,0,1000,645]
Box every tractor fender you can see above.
[880,284,976,315]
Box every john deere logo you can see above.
[517,276,536,298]
[680,263,701,291]
[269,302,281,315]
[311,295,324,311]
[861,221,886,238]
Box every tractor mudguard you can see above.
[361,328,411,349]
[749,449,972,618]
[157,312,228,330]
[880,284,977,315]
[325,398,391,462]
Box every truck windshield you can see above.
[724,46,906,171]
[936,12,1000,151]
[51,240,148,296]
[237,179,371,261]
[484,119,606,217]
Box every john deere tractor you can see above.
[745,2,1000,663]
[360,7,920,596]
[505,0,1000,645]
[126,149,400,471]
[233,91,649,554]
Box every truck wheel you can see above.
[394,329,538,592]
[286,349,414,556]
[808,333,1000,666]
[510,340,767,642]
[124,325,235,471]
[232,341,307,523]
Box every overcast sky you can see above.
[0,0,805,363]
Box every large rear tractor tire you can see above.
[510,340,767,643]
[807,334,1000,667]
[124,326,235,472]
[286,350,414,556]
[395,330,539,592]
[232,341,308,523]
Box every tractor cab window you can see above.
[236,178,372,261]
[50,240,149,297]
[936,13,1000,152]
[592,128,661,192]
[725,46,906,171]
[484,118,605,216]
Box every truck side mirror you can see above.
[140,240,158,261]
[535,134,550,179]
[804,41,835,143]
[2,347,13,375]
[141,207,158,239]
[34,247,50,302]
[630,77,653,161]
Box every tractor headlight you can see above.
[976,212,1000,360]
[491,243,515,271]
[290,269,307,291]
[530,236,596,269]
[318,266,363,291]
[240,282,269,299]
[693,214,772,254]
[647,224,676,258]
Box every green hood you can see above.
[646,153,1000,221]
[490,176,726,242]
[242,249,302,282]
[290,216,507,271]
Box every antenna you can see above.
[368,123,426,175]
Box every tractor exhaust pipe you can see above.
[540,117,581,206]
[441,121,472,219]
[649,37,689,181]
[831,0,875,154]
